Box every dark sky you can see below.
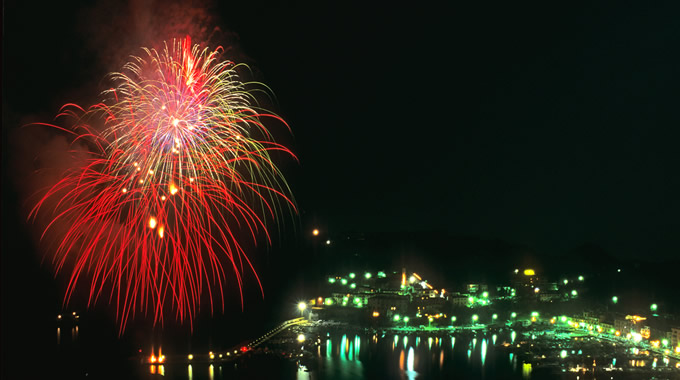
[4,0,680,261]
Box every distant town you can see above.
[303,267,680,361]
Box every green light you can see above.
[468,296,474,303]
[325,298,333,305]
[578,275,584,281]
[377,271,386,278]
[650,303,658,311]
[350,283,356,289]
[428,317,433,322]
[609,329,615,334]
[349,273,356,279]
[472,314,478,322]
[560,350,567,358]
[353,298,360,304]
[511,312,517,318]
[612,296,618,304]
[341,278,348,285]
[328,277,336,283]
[662,339,669,347]
[482,291,489,298]
[404,316,409,323]
[394,314,401,322]
[451,316,457,322]
[531,311,539,317]
[560,316,567,323]
[563,279,568,285]
[571,290,578,296]
[364,272,372,279]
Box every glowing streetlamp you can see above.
[298,302,307,317]
[472,314,479,324]
[650,303,658,312]
[312,229,319,236]
[612,296,618,304]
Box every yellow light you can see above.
[133,162,138,167]
[372,311,380,317]
[676,346,680,354]
[158,355,165,363]
[148,170,154,174]
[523,269,535,276]
[158,227,164,239]
[188,354,193,360]
[172,119,179,127]
[122,188,127,193]
[312,229,319,236]
[297,334,306,343]
[209,352,215,360]
[149,217,157,229]
[170,185,178,195]
[298,302,307,311]
[150,355,157,363]
[72,312,76,316]
[161,195,166,201]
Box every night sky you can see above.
[4,0,680,284]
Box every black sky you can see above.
[5,0,680,263]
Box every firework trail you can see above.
[30,37,296,332]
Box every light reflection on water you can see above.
[315,329,528,379]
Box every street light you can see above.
[650,303,658,312]
[612,296,618,304]
[472,314,479,324]
[312,229,319,236]
[298,302,307,317]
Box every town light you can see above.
[297,334,306,343]
[612,296,618,304]
[188,354,193,360]
[578,275,584,281]
[394,314,401,322]
[571,290,578,297]
[523,269,535,276]
[511,312,517,318]
[492,314,498,320]
[349,273,356,279]
[451,316,457,322]
[472,314,479,322]
[404,316,410,323]
[365,272,372,279]
[312,229,319,236]
[482,291,489,298]
[650,303,658,311]
[328,277,336,283]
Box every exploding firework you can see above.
[30,37,296,332]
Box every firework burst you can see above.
[30,37,296,332]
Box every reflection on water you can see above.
[187,364,193,380]
[57,327,60,345]
[522,362,532,379]
[208,364,214,380]
[316,329,532,380]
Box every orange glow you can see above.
[150,355,157,363]
[158,355,165,363]
[148,217,157,229]
[158,226,164,239]
[615,331,621,336]
[170,184,178,195]
[372,311,380,317]
[312,229,319,236]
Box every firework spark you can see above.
[30,37,296,332]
